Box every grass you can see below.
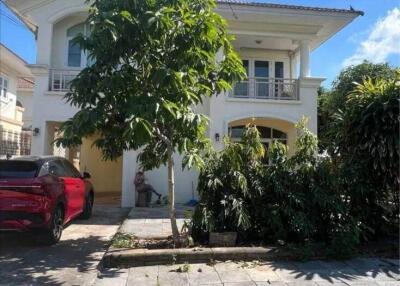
[111,233,137,248]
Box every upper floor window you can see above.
[0,76,9,99]
[66,23,91,68]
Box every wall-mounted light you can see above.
[215,133,220,142]
[33,128,40,136]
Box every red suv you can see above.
[0,156,94,245]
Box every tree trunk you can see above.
[167,146,180,246]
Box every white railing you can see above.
[49,69,80,92]
[230,77,299,100]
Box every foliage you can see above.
[331,74,400,237]
[318,62,398,150]
[192,109,398,257]
[111,233,137,248]
[191,126,264,240]
[55,0,245,243]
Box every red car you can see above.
[0,156,94,245]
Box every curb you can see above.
[103,246,292,268]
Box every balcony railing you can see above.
[49,69,80,92]
[230,77,299,100]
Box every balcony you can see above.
[49,69,80,92]
[230,78,299,101]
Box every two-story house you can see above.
[0,44,33,157]
[4,0,362,207]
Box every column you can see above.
[299,40,310,78]
[36,21,53,66]
[121,150,138,207]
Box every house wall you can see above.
[80,137,123,194]
[16,90,33,128]
[0,65,23,133]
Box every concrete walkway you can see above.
[119,205,193,238]
[95,258,399,286]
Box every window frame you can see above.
[0,75,9,99]
[64,23,89,69]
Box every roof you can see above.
[216,0,364,16]
[17,77,35,90]
[0,44,32,77]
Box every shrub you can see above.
[191,126,264,241]
[192,100,398,257]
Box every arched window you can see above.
[229,125,288,163]
[66,23,91,68]
[229,125,287,145]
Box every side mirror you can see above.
[82,172,91,179]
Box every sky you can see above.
[0,0,399,88]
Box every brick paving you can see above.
[119,205,193,238]
[94,258,399,286]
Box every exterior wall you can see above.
[80,137,123,194]
[0,65,24,133]
[121,150,199,207]
[16,90,33,128]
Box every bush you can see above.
[191,126,264,241]
[192,94,398,257]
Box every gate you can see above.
[0,129,32,157]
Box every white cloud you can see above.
[343,7,400,67]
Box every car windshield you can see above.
[0,161,39,179]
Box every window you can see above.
[233,60,249,97]
[229,125,288,163]
[231,60,285,98]
[0,161,39,179]
[66,23,91,68]
[0,76,9,99]
[62,159,81,178]
[44,160,67,177]
[255,61,269,98]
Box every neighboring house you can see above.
[4,0,362,207]
[0,44,33,156]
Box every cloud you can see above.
[343,7,400,67]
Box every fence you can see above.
[0,129,32,157]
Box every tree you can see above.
[319,61,398,151]
[56,0,245,245]
[333,74,400,234]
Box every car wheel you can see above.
[80,193,93,220]
[40,205,64,245]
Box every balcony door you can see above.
[254,61,269,98]
[232,59,285,98]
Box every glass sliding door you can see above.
[255,61,269,98]
[274,61,284,98]
[233,60,249,97]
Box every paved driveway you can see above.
[0,203,129,286]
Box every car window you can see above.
[62,159,81,178]
[0,160,39,179]
[46,160,67,177]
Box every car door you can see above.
[61,159,86,214]
[48,159,82,220]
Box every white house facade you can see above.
[0,44,33,157]
[4,0,362,207]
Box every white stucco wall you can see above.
[16,90,33,128]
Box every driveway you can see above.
[0,200,129,286]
